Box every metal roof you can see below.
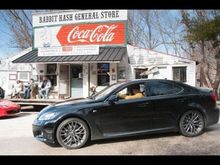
[12,47,126,63]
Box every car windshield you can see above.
[92,82,125,100]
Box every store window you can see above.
[173,67,187,82]
[135,69,148,79]
[17,71,30,82]
[47,64,57,86]
[118,66,126,81]
[97,63,109,86]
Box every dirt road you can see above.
[0,112,220,155]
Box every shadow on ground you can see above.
[205,123,220,132]
[44,131,180,149]
[91,131,179,146]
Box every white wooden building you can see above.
[0,48,34,97]
[126,45,196,87]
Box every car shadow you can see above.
[43,132,180,149]
[93,123,220,146]
[89,132,179,147]
[205,123,220,132]
[44,142,61,148]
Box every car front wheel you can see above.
[56,118,89,149]
[179,110,205,137]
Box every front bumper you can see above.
[32,119,56,144]
[7,108,21,115]
[0,108,20,117]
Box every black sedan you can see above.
[33,79,219,149]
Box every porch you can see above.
[12,47,127,99]
[8,98,61,106]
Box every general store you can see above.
[12,10,196,99]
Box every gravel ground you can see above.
[0,111,220,155]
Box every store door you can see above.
[71,64,83,98]
[59,64,70,99]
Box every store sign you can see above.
[34,22,125,48]
[33,10,127,56]
[38,45,99,56]
[57,22,125,46]
[33,10,127,27]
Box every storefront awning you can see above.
[12,47,126,63]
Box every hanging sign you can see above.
[38,45,99,56]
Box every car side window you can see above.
[148,82,183,96]
[116,83,146,100]
[117,88,128,96]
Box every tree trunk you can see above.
[200,63,212,87]
[212,59,220,98]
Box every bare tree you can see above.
[128,10,190,58]
[128,10,161,50]
[0,10,33,50]
[180,10,220,97]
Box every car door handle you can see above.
[138,102,149,107]
[177,98,186,102]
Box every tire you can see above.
[56,118,89,149]
[179,110,205,137]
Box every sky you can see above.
[0,21,20,58]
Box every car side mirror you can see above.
[108,95,119,104]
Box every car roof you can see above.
[125,79,192,88]
[126,79,180,84]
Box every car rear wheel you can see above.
[179,110,205,137]
[56,118,89,149]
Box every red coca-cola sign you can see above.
[56,22,125,46]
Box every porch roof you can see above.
[12,47,126,63]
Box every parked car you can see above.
[33,79,219,149]
[0,99,21,117]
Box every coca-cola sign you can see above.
[56,22,125,46]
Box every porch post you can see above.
[57,63,60,99]
[88,63,90,97]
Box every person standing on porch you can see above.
[0,86,5,99]
[39,76,52,99]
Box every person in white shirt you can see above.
[11,80,23,98]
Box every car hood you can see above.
[53,97,94,107]
[0,99,20,108]
[39,97,95,114]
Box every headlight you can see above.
[38,112,58,121]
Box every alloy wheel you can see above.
[180,110,204,137]
[56,118,89,149]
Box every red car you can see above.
[0,99,21,117]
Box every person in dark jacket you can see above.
[24,79,38,99]
[0,86,5,99]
